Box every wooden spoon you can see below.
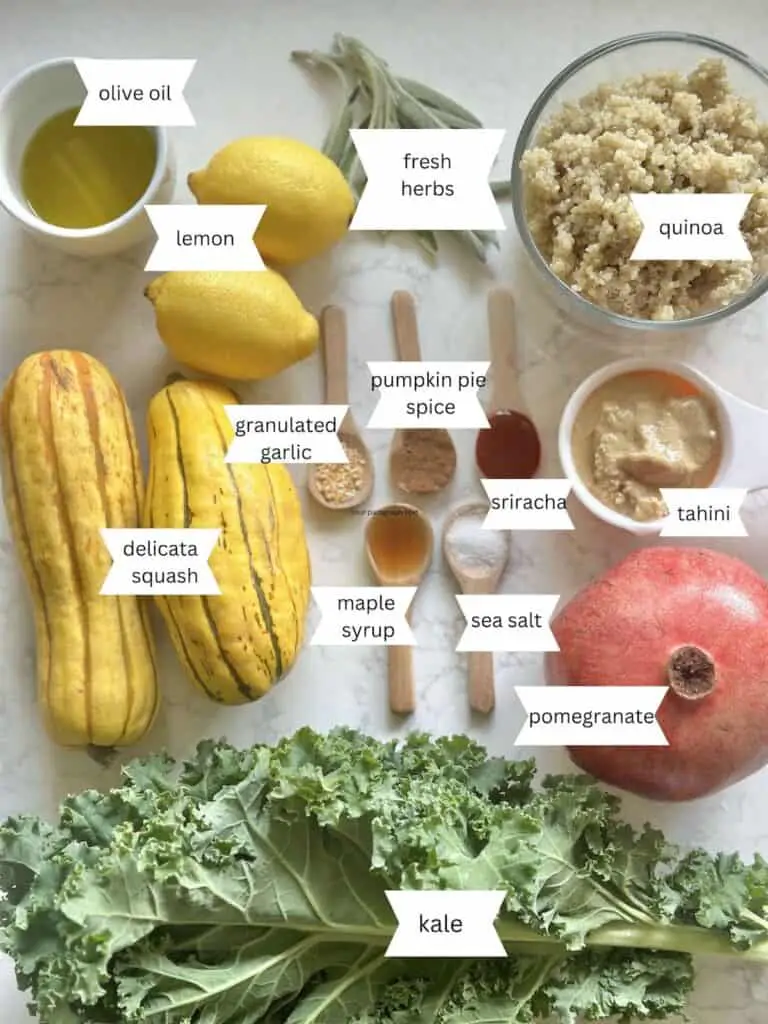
[442,501,510,714]
[308,305,374,510]
[475,287,541,480]
[389,291,457,494]
[365,502,434,715]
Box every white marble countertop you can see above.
[2,0,768,1020]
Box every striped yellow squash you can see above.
[145,377,311,703]
[0,351,159,747]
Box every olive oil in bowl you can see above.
[21,107,157,229]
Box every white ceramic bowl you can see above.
[0,57,175,256]
[558,357,738,536]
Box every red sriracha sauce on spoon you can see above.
[475,288,541,480]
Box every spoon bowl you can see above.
[442,500,510,714]
[365,502,434,714]
[308,429,374,511]
[307,305,374,511]
[389,426,457,495]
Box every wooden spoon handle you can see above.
[467,650,495,714]
[321,305,349,406]
[387,644,415,714]
[487,287,524,413]
[391,291,422,363]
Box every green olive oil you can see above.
[20,107,157,229]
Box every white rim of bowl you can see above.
[0,55,168,239]
[558,356,735,535]
[511,31,768,331]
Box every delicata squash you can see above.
[145,377,311,703]
[0,351,158,747]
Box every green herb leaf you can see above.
[293,35,500,263]
[491,179,513,198]
[395,77,484,127]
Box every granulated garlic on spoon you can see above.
[308,306,374,511]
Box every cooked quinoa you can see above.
[521,59,768,320]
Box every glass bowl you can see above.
[511,32,768,348]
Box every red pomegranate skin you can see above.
[545,547,768,801]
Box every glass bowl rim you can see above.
[511,30,768,332]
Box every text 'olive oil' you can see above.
[21,107,156,229]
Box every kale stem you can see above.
[510,955,565,1016]
[497,921,768,963]
[742,908,768,930]
[587,879,658,926]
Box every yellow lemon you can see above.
[188,137,355,266]
[145,270,318,381]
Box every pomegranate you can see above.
[545,546,768,801]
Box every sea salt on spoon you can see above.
[443,501,510,714]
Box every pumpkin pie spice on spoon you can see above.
[389,291,457,495]
[476,287,541,480]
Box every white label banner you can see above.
[482,479,574,531]
[145,205,265,271]
[385,890,506,958]
[100,528,220,595]
[311,587,416,646]
[455,595,560,652]
[74,58,196,126]
[223,406,349,464]
[514,686,669,746]
[659,488,748,537]
[349,129,506,231]
[367,361,489,429]
[629,193,752,261]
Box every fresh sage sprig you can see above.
[292,34,507,263]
